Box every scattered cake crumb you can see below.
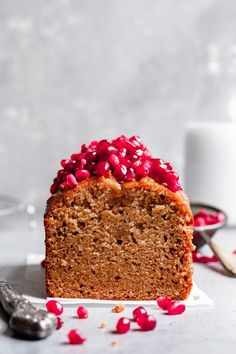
[112,303,125,313]
[99,321,107,329]
[111,340,117,347]
[193,295,200,300]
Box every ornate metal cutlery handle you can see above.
[0,280,57,339]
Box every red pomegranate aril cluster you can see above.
[193,209,225,227]
[132,306,157,331]
[46,300,63,316]
[48,135,182,201]
[157,296,186,315]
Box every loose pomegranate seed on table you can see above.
[157,296,172,310]
[67,329,86,344]
[167,301,186,315]
[116,317,131,334]
[46,300,64,316]
[133,306,147,321]
[77,305,88,319]
[56,317,63,330]
[136,314,157,331]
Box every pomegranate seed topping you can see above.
[66,174,78,188]
[157,296,172,310]
[68,329,86,344]
[75,169,90,181]
[113,164,127,181]
[56,317,63,330]
[133,306,147,321]
[77,306,88,319]
[46,300,63,316]
[116,317,131,334]
[167,301,185,315]
[136,314,157,331]
[50,135,183,196]
[94,161,110,176]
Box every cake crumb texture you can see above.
[45,177,193,300]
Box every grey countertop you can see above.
[0,217,236,354]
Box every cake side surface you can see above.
[45,176,193,300]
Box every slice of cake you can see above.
[44,135,194,300]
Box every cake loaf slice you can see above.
[45,135,194,300]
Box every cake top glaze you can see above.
[48,135,182,202]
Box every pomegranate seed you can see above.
[118,148,127,157]
[85,161,96,172]
[59,182,67,191]
[116,317,130,334]
[85,151,97,163]
[167,301,185,315]
[136,314,157,331]
[61,159,74,171]
[66,174,78,188]
[76,158,87,170]
[125,168,136,182]
[41,259,46,268]
[75,169,90,181]
[113,164,127,181]
[97,139,110,151]
[192,251,218,263]
[135,165,149,179]
[94,161,110,176]
[47,195,55,204]
[129,135,142,146]
[68,329,86,345]
[108,154,120,167]
[99,146,117,159]
[157,296,172,310]
[56,317,63,330]
[217,212,225,222]
[50,181,58,194]
[77,306,88,319]
[81,144,89,153]
[194,217,206,227]
[46,300,63,315]
[133,306,147,321]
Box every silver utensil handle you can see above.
[0,280,57,339]
[0,280,35,315]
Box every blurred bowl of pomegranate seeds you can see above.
[190,202,228,250]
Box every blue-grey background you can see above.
[0,0,236,209]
